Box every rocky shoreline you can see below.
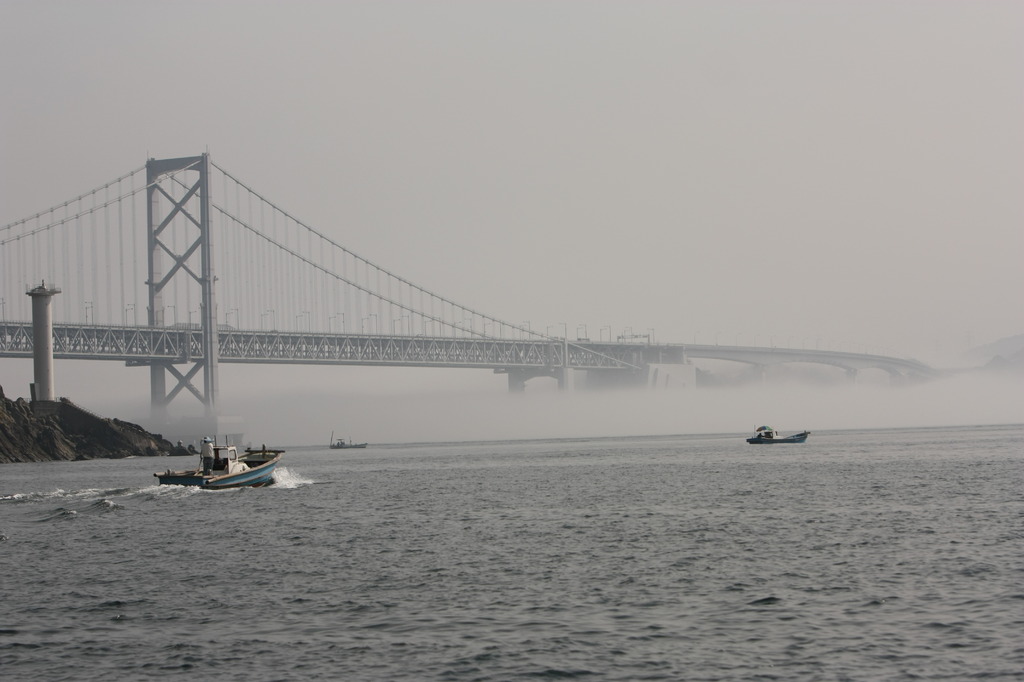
[0,384,177,464]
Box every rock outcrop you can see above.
[0,385,175,463]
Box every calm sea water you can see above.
[1,424,1021,681]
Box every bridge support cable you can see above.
[0,165,147,235]
[206,163,641,374]
[1,167,149,326]
[210,161,542,343]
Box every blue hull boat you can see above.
[155,444,283,489]
[746,430,810,444]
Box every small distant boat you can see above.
[746,425,810,444]
[329,431,367,449]
[155,442,283,488]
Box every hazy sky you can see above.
[1,1,1022,442]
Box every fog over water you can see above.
[0,358,1020,445]
[233,374,1023,446]
[1,2,1022,443]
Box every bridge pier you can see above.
[150,363,168,420]
[646,363,697,389]
[507,369,527,392]
[501,367,563,392]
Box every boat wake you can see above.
[271,467,313,489]
[138,483,203,498]
[35,498,127,522]
[1,484,203,513]
[1,486,135,504]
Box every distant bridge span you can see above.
[669,344,940,381]
[0,323,940,394]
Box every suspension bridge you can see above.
[0,154,938,427]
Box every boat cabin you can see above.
[203,445,249,476]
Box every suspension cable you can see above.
[0,165,146,233]
[210,161,543,339]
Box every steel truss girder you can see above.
[0,325,939,378]
[0,324,637,370]
[216,331,639,369]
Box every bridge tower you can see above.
[145,154,219,419]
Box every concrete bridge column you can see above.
[27,281,61,409]
[507,370,527,392]
[150,363,168,420]
[887,370,907,386]
[647,363,697,389]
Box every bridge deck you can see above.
[0,323,937,378]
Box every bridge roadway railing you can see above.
[0,323,643,371]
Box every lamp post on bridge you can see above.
[84,301,93,325]
[227,308,239,328]
[546,323,567,339]
[124,304,136,327]
[330,313,345,333]
[362,314,377,333]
